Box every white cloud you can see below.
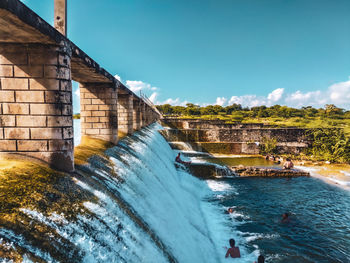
[267,88,284,103]
[149,92,158,103]
[74,88,80,97]
[285,90,324,108]
[328,79,350,105]
[228,95,266,108]
[114,74,121,82]
[215,97,227,106]
[126,80,157,93]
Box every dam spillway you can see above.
[0,124,239,262]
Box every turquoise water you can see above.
[209,176,350,262]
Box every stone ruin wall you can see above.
[160,119,310,155]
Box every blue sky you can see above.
[22,0,350,111]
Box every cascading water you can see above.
[0,123,258,262]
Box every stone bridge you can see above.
[0,0,161,172]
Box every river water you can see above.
[1,121,349,262]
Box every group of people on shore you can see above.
[265,155,294,169]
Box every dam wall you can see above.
[160,119,310,154]
[0,0,161,172]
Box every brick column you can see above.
[133,99,141,131]
[140,101,146,128]
[0,43,74,172]
[80,83,118,143]
[117,94,133,135]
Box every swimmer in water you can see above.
[225,238,241,258]
[281,212,290,223]
[227,207,233,214]
[254,255,265,263]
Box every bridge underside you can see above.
[0,0,161,172]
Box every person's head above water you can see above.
[282,213,289,219]
[177,153,180,157]
[228,208,233,213]
[229,239,235,247]
[258,255,265,263]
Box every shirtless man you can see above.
[225,239,241,258]
[175,153,191,165]
[283,158,294,169]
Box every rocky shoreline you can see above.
[230,165,310,177]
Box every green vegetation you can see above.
[259,137,278,155]
[157,103,350,163]
[73,113,80,119]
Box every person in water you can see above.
[175,153,191,165]
[283,158,294,169]
[254,255,265,263]
[281,212,290,223]
[227,207,233,214]
[225,238,241,258]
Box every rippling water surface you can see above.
[211,176,350,262]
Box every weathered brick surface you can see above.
[0,91,15,102]
[1,78,28,90]
[16,91,45,102]
[31,128,63,139]
[117,94,133,134]
[29,79,60,90]
[0,65,13,77]
[0,43,74,172]
[133,99,141,131]
[2,103,29,115]
[17,140,48,151]
[0,140,16,151]
[80,83,118,143]
[4,128,30,139]
[16,116,46,127]
[30,104,62,115]
[14,65,43,78]
[0,115,16,126]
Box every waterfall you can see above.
[0,124,233,262]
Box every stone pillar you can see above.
[117,94,133,135]
[0,43,74,172]
[80,83,118,143]
[140,101,146,127]
[133,98,141,131]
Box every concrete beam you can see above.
[54,0,67,36]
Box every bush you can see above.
[259,137,278,155]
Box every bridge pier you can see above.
[133,98,141,131]
[117,93,133,136]
[0,43,74,172]
[80,83,118,143]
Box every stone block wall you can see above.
[117,94,133,135]
[0,43,74,171]
[133,99,141,131]
[80,83,118,143]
